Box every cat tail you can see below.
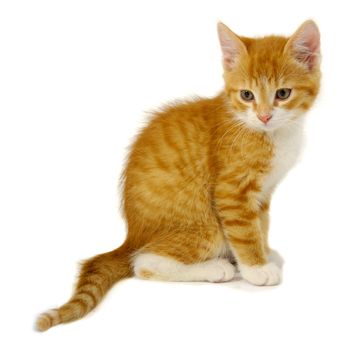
[35,242,133,332]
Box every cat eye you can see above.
[240,90,255,101]
[276,88,292,100]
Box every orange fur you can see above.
[36,20,321,331]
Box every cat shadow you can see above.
[222,248,285,292]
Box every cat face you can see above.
[218,21,321,132]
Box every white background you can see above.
[1,1,349,349]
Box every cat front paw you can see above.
[205,259,236,283]
[239,262,282,286]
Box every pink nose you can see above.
[258,114,272,124]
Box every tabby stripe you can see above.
[219,205,241,211]
[215,191,233,199]
[228,87,240,93]
[296,85,317,96]
[240,211,259,220]
[224,219,250,226]
[40,313,53,328]
[76,290,98,308]
[78,281,103,298]
[239,181,259,195]
[259,201,270,211]
[218,173,239,183]
[230,236,257,245]
[219,206,258,220]
[162,129,181,152]
[235,193,248,202]
[154,156,170,172]
[69,298,89,314]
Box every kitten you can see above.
[36,20,321,331]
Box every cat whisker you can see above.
[215,120,244,151]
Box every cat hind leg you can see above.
[133,253,236,283]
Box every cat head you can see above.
[218,21,321,132]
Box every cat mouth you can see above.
[257,120,287,133]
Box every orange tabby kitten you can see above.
[36,20,321,331]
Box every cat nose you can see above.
[258,113,272,124]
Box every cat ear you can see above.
[217,22,247,70]
[285,20,320,70]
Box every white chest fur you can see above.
[260,121,305,200]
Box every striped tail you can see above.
[35,243,132,332]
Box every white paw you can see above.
[205,259,236,283]
[239,262,282,286]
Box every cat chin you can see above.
[258,123,287,133]
[243,118,303,134]
[240,121,283,133]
